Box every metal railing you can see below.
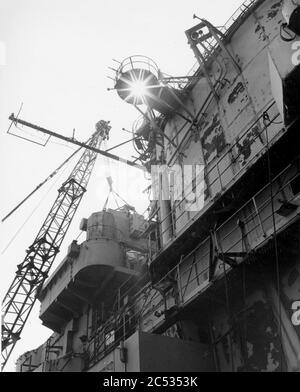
[186,0,259,76]
[115,55,160,82]
[85,156,300,369]
[86,159,299,369]
[177,165,300,304]
[151,100,283,256]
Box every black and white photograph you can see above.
[0,0,300,377]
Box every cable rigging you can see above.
[1,146,82,223]
[1,121,110,369]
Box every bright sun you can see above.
[130,80,147,99]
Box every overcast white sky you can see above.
[0,0,244,371]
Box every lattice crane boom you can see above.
[1,121,111,369]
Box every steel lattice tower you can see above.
[1,121,110,369]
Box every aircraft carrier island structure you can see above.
[16,0,300,372]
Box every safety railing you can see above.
[186,0,259,76]
[115,55,160,82]
[151,100,284,257]
[177,164,300,304]
[141,160,299,317]
[85,160,300,369]
[19,355,39,372]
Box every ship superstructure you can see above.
[14,0,300,372]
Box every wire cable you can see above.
[1,147,82,223]
[1,162,71,255]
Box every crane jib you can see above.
[1,123,107,369]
